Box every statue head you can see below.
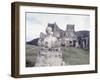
[46,26,53,35]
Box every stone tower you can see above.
[64,24,78,47]
[48,22,60,38]
[66,24,75,32]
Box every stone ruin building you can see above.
[78,33,89,49]
[39,22,89,49]
[62,24,79,47]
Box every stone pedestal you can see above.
[35,50,65,67]
[35,26,65,67]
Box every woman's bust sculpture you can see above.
[35,25,65,66]
[43,26,58,49]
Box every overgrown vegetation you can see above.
[26,45,89,67]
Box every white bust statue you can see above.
[35,25,65,67]
[43,26,58,49]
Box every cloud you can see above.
[26,12,90,41]
[26,13,42,25]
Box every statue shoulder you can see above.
[52,36,57,40]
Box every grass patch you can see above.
[26,45,89,67]
[62,47,89,65]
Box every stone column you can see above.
[86,38,88,48]
[75,41,79,48]
[82,40,85,48]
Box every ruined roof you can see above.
[65,24,77,40]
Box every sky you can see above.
[26,12,90,42]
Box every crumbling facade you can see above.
[38,22,89,49]
[63,24,78,47]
